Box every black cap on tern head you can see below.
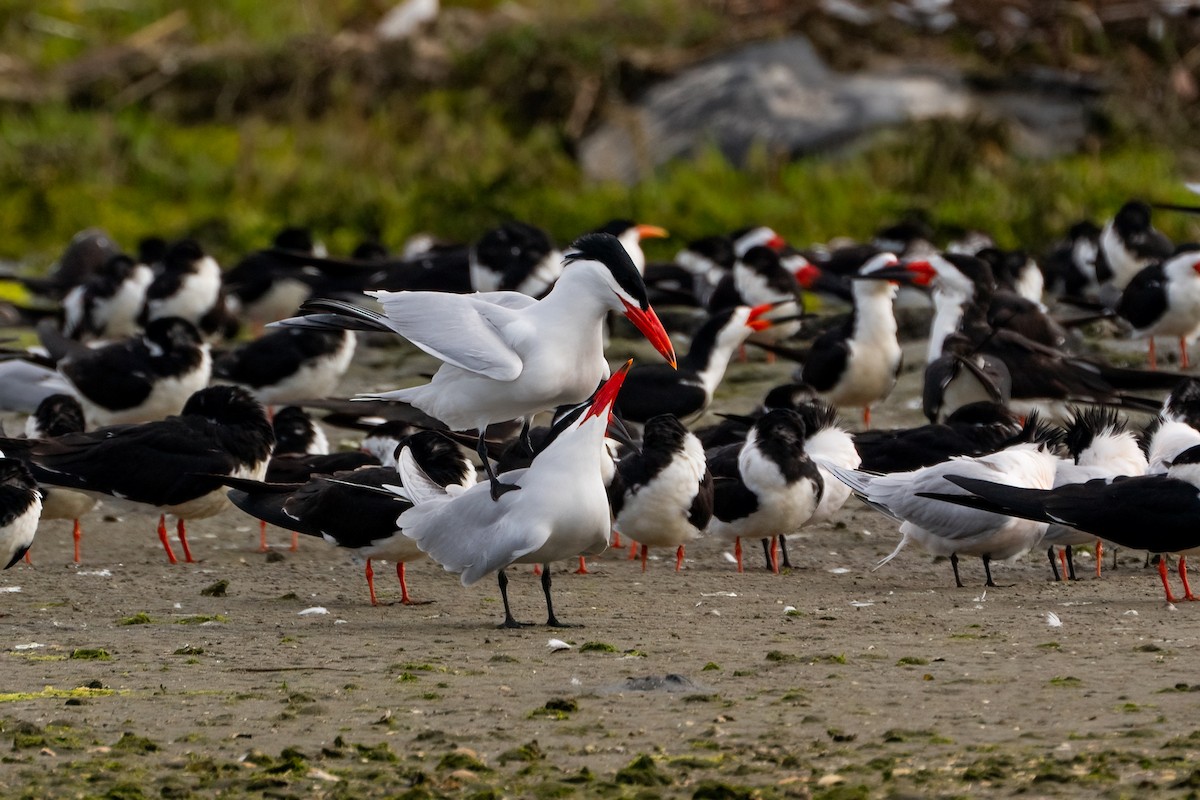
[565,232,650,310]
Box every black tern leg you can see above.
[951,553,964,588]
[761,539,773,570]
[1065,545,1077,581]
[479,433,521,501]
[497,569,532,628]
[1047,546,1061,582]
[982,554,997,587]
[542,564,577,628]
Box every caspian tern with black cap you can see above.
[394,361,633,628]
[273,233,676,500]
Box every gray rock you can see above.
[580,36,1098,183]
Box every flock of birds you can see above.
[2,200,1200,626]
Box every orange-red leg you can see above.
[862,407,871,429]
[1057,548,1069,582]
[611,530,622,548]
[1182,337,1191,369]
[157,515,178,564]
[640,543,649,573]
[72,519,81,564]
[1095,541,1103,578]
[177,519,194,563]
[258,520,268,553]
[735,537,743,573]
[396,562,431,605]
[1179,556,1197,601]
[575,556,589,574]
[1158,556,1180,603]
[1149,338,1157,371]
[533,564,542,576]
[628,540,639,560]
[290,531,299,552]
[22,551,31,565]
[675,545,685,572]
[769,536,779,574]
[366,558,378,606]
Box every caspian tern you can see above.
[395,362,633,628]
[274,232,676,500]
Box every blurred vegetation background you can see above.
[2,0,1200,268]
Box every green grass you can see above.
[1,2,1197,271]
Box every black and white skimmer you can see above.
[225,431,475,605]
[45,317,212,427]
[213,328,356,407]
[10,394,95,564]
[61,254,154,341]
[592,219,669,275]
[707,246,804,349]
[140,239,231,338]
[611,414,713,572]
[801,251,915,427]
[921,332,1012,423]
[1097,200,1173,296]
[1040,407,1147,581]
[223,227,326,329]
[23,386,274,564]
[0,457,42,570]
[1116,250,1200,369]
[615,304,772,423]
[706,409,824,573]
[271,406,330,456]
[823,416,1062,587]
[469,220,562,296]
[926,444,1200,603]
[395,361,632,628]
[275,232,676,500]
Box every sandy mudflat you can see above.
[2,336,1199,799]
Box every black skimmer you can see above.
[1040,407,1148,581]
[12,229,121,300]
[693,383,819,450]
[212,328,356,407]
[921,332,1012,423]
[615,304,772,424]
[0,457,42,569]
[925,444,1200,603]
[11,394,95,564]
[225,431,475,605]
[592,219,668,275]
[706,246,804,349]
[705,408,824,573]
[223,227,326,328]
[469,220,562,296]
[275,232,676,500]
[271,406,330,456]
[1042,220,1102,300]
[669,235,737,308]
[611,414,713,572]
[61,254,154,341]
[23,386,274,564]
[396,361,633,628]
[140,239,232,338]
[854,401,1022,474]
[822,416,1062,587]
[1097,200,1173,297]
[1116,250,1200,369]
[908,254,1178,421]
[801,251,914,427]
[44,317,212,427]
[976,247,1044,306]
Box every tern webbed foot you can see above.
[500,617,535,629]
[546,617,579,628]
[489,480,522,501]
